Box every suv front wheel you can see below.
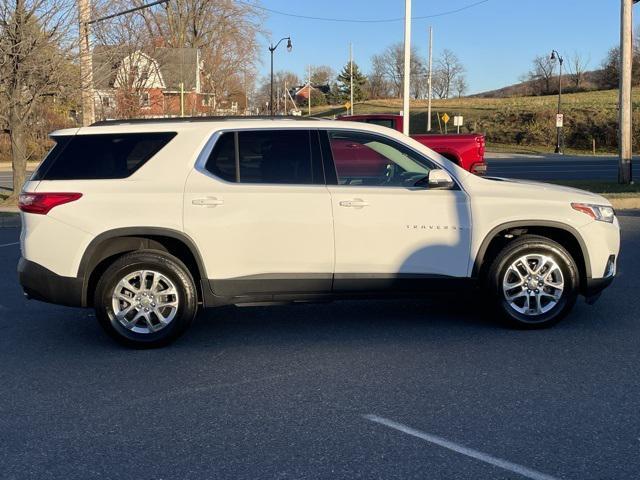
[94,250,198,348]
[488,235,579,328]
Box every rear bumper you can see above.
[18,257,84,307]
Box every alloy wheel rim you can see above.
[111,270,179,334]
[502,254,564,317]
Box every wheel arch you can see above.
[473,221,591,292]
[78,228,207,307]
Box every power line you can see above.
[240,0,489,23]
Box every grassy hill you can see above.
[312,89,639,154]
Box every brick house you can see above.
[292,84,331,104]
[92,46,225,119]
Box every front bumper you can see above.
[584,275,614,303]
[18,257,84,307]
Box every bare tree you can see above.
[566,51,590,90]
[365,65,391,99]
[434,49,464,99]
[0,0,77,202]
[454,76,468,98]
[128,0,265,107]
[310,65,334,86]
[371,43,424,98]
[528,55,556,95]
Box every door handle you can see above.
[192,197,224,207]
[339,199,369,208]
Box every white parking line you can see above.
[363,414,560,480]
[0,242,19,248]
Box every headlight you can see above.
[571,203,615,223]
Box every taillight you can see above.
[475,136,485,157]
[18,192,82,215]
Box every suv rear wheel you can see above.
[94,250,198,348]
[487,235,579,328]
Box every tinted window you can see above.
[366,119,395,129]
[33,132,176,180]
[205,130,317,185]
[328,130,437,187]
[205,132,236,182]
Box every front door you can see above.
[183,129,334,298]
[324,129,471,291]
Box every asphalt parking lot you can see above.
[1,215,639,480]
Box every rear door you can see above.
[183,128,334,298]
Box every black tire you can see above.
[487,235,579,329]
[94,250,198,348]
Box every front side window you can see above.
[327,130,437,187]
[205,130,318,185]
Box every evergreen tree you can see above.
[336,62,367,103]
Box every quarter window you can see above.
[32,132,176,180]
[328,130,437,187]
[205,130,319,185]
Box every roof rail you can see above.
[90,115,323,126]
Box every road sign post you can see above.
[453,115,463,134]
[442,113,450,134]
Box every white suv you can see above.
[18,118,620,348]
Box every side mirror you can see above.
[415,169,455,189]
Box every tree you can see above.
[454,76,468,98]
[528,55,556,95]
[566,51,590,90]
[367,63,392,99]
[119,0,265,109]
[310,65,334,86]
[0,0,77,202]
[434,49,465,99]
[371,42,424,98]
[336,61,367,102]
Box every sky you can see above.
[256,0,627,94]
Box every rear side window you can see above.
[33,132,176,180]
[204,130,322,185]
[366,119,395,129]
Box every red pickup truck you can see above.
[337,113,486,175]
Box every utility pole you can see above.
[350,43,354,115]
[78,0,95,126]
[402,0,412,135]
[308,65,312,116]
[619,0,635,184]
[427,26,433,132]
[244,71,249,115]
[284,81,287,115]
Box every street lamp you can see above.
[550,49,564,154]
[269,36,292,116]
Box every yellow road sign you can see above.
[442,113,450,124]
[344,101,351,110]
